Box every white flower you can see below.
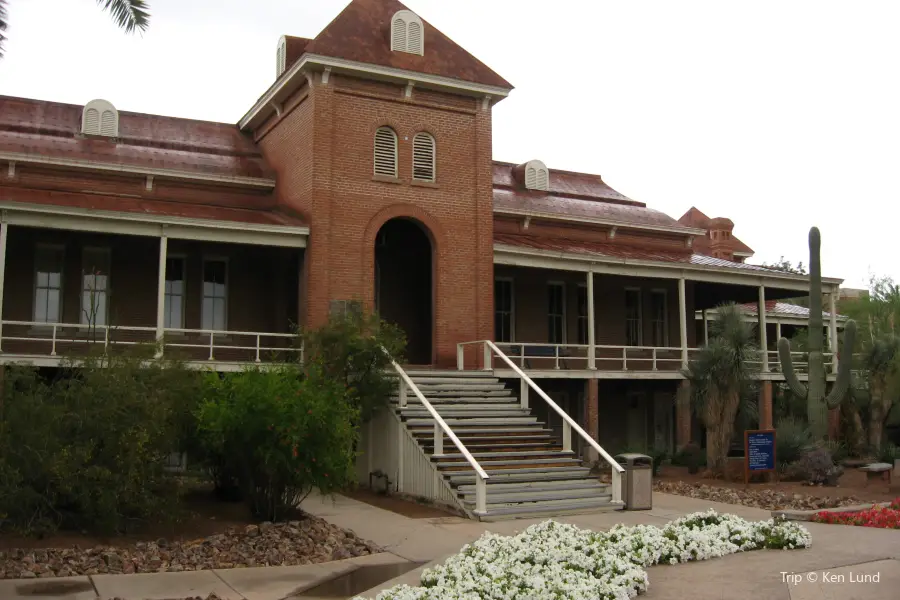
[353,511,811,600]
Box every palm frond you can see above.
[0,0,8,58]
[96,0,150,35]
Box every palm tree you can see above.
[683,303,760,474]
[0,0,150,58]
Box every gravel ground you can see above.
[654,480,868,511]
[1,517,380,580]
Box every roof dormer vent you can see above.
[276,36,287,77]
[391,10,424,55]
[524,160,549,191]
[82,99,119,138]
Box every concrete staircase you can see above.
[391,369,620,521]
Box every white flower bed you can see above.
[354,510,811,600]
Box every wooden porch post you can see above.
[155,235,168,357]
[776,321,782,342]
[758,285,768,371]
[678,278,688,366]
[587,270,595,369]
[829,289,839,373]
[0,221,7,352]
[702,309,708,345]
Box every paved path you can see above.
[2,492,897,599]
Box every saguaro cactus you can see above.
[778,227,857,440]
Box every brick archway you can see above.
[362,204,446,365]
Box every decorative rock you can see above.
[244,524,259,537]
[654,481,865,511]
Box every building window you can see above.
[390,9,425,55]
[33,246,64,324]
[625,288,642,346]
[650,290,668,346]
[81,99,118,137]
[81,248,110,327]
[577,284,589,345]
[494,278,514,343]
[412,132,436,182]
[202,259,227,331]
[164,256,185,329]
[524,159,550,191]
[548,283,566,344]
[374,126,398,177]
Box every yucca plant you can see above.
[683,303,760,474]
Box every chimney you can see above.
[707,217,735,261]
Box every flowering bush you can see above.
[355,511,811,600]
[811,498,900,529]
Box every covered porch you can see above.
[0,202,308,370]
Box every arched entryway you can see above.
[374,218,434,365]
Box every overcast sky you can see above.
[1,0,894,289]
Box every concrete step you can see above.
[435,457,582,470]
[400,377,502,385]
[398,389,512,398]
[430,450,574,461]
[404,417,539,427]
[391,396,518,404]
[392,402,524,411]
[420,442,561,452]
[404,370,498,379]
[462,487,612,508]
[478,499,622,521]
[409,427,552,437]
[444,466,592,483]
[410,382,509,392]
[398,408,530,418]
[457,479,606,494]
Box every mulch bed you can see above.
[653,480,869,511]
[0,517,381,580]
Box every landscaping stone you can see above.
[654,480,866,510]
[0,516,381,580]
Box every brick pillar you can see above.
[828,407,841,440]
[676,380,691,450]
[758,381,773,430]
[584,379,599,463]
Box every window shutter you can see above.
[391,17,406,52]
[100,110,117,137]
[412,132,435,181]
[374,127,398,177]
[83,108,100,135]
[407,21,423,54]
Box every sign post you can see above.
[744,429,776,485]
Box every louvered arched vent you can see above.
[390,10,424,55]
[524,159,550,191]
[276,36,287,77]
[82,99,118,138]
[374,126,398,177]
[412,132,436,182]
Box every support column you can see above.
[758,285,768,372]
[676,380,691,450]
[587,271,595,369]
[678,278,688,366]
[829,289,839,373]
[776,321,782,342]
[759,381,773,430]
[584,379,599,463]
[0,221,7,352]
[702,309,709,345]
[155,235,168,356]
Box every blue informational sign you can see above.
[746,430,776,472]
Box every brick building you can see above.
[0,0,848,516]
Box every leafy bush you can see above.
[796,446,843,486]
[776,417,813,466]
[301,308,405,425]
[823,439,850,464]
[879,443,899,464]
[0,352,201,535]
[673,442,705,474]
[196,364,358,521]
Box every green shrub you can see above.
[878,442,899,464]
[673,442,705,474]
[196,364,358,521]
[823,439,851,464]
[0,352,201,535]
[776,416,813,466]
[301,308,405,425]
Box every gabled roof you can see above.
[298,0,512,89]
[492,161,702,235]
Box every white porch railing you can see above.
[457,340,625,505]
[0,320,301,364]
[382,348,489,515]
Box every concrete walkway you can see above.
[2,492,898,599]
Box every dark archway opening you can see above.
[374,218,433,365]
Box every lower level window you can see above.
[81,248,110,327]
[34,246,64,323]
[164,257,185,329]
[202,259,227,331]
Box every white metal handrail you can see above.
[470,340,624,505]
[381,347,490,515]
[0,320,301,363]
